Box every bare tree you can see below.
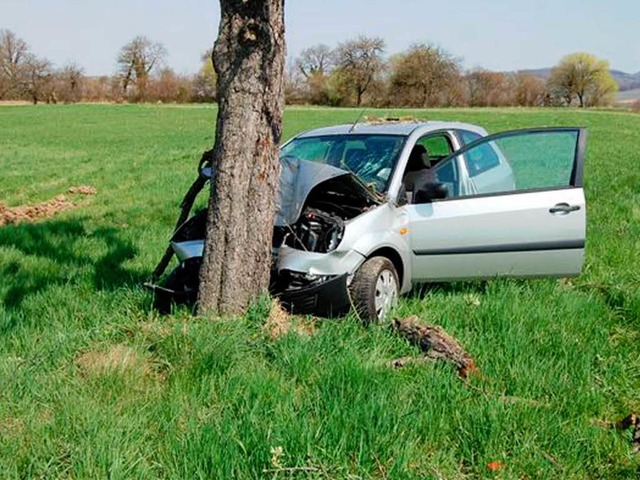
[512,73,545,107]
[149,68,193,103]
[116,36,167,101]
[466,69,511,107]
[388,43,462,107]
[296,44,333,79]
[0,29,29,99]
[56,62,85,103]
[23,54,53,104]
[197,0,286,316]
[334,36,385,106]
[547,52,618,107]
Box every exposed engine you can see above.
[273,174,379,253]
[275,207,344,253]
[170,172,380,256]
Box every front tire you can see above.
[349,256,399,323]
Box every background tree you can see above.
[149,68,193,103]
[511,73,545,106]
[296,44,333,79]
[197,0,286,316]
[466,69,511,107]
[23,54,53,104]
[192,49,217,102]
[388,43,461,107]
[547,52,618,107]
[0,29,29,99]
[116,36,167,101]
[334,36,385,106]
[55,62,85,103]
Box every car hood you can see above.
[276,157,382,227]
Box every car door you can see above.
[407,127,587,281]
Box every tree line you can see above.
[0,29,620,108]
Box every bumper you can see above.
[276,274,351,317]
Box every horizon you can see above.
[2,0,639,76]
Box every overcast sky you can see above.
[2,0,639,75]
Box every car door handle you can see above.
[550,203,581,215]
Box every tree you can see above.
[0,29,29,99]
[547,53,618,107]
[296,44,333,79]
[388,43,462,107]
[56,62,85,103]
[116,36,167,101]
[465,69,511,107]
[512,73,545,107]
[334,36,385,106]
[23,54,53,104]
[192,49,217,102]
[197,0,286,316]
[149,68,193,103]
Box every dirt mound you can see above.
[0,195,75,226]
[0,185,97,226]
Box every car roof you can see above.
[295,121,488,138]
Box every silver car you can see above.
[154,121,587,322]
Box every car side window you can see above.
[459,130,482,145]
[437,130,581,200]
[458,130,500,177]
[417,133,453,166]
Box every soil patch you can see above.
[0,196,74,226]
[0,186,97,226]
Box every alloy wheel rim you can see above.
[374,269,398,321]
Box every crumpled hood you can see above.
[276,157,381,227]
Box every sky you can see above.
[2,0,639,76]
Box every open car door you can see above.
[408,127,587,281]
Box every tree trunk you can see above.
[197,0,285,316]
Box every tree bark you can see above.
[197,0,285,316]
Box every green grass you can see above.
[0,104,639,479]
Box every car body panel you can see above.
[407,187,586,281]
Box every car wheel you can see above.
[153,258,201,314]
[349,256,399,323]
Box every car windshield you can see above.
[280,134,406,193]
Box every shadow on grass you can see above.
[0,218,146,310]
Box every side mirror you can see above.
[414,181,448,204]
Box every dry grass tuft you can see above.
[75,345,149,378]
[263,299,316,340]
[0,417,25,437]
[68,185,97,196]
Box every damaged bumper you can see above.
[275,273,351,317]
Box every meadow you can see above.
[0,104,639,479]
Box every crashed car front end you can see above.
[164,156,384,315]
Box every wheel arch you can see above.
[366,246,405,288]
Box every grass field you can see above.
[0,104,639,479]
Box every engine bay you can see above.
[272,174,379,253]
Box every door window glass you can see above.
[433,130,581,199]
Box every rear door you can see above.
[408,128,587,281]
